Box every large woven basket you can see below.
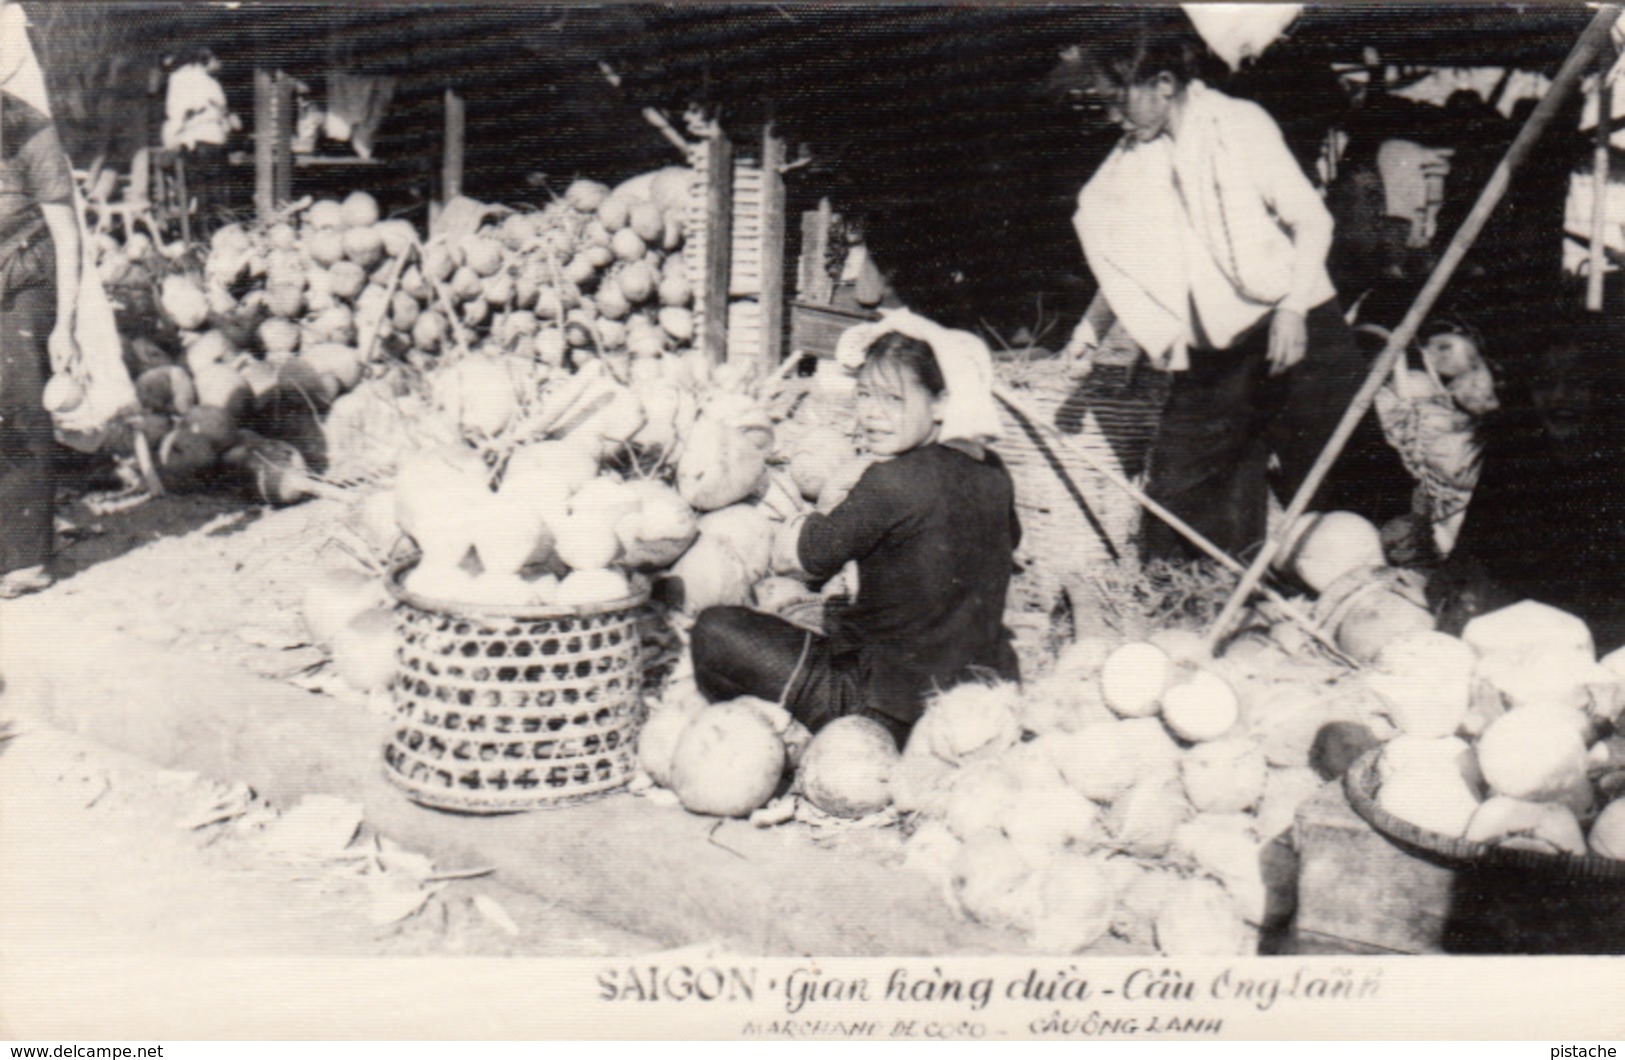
[1344,748,1625,953]
[1345,749,1625,879]
[994,355,1168,610]
[382,564,650,813]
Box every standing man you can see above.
[1056,12,1409,564]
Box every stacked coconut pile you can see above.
[624,497,1625,957]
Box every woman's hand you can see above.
[1267,308,1307,376]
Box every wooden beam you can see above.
[702,133,734,365]
[758,123,787,375]
[272,71,293,210]
[253,68,274,223]
[443,87,465,204]
[798,198,834,304]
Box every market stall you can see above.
[6,2,1625,965]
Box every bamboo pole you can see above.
[992,386,1356,665]
[1206,4,1623,652]
[1589,67,1612,312]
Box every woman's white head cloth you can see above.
[0,2,52,117]
[834,307,1003,447]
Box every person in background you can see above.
[1430,317,1625,651]
[1053,12,1409,565]
[160,48,237,225]
[0,0,79,597]
[689,313,1020,749]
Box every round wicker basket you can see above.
[1344,749,1625,880]
[382,563,650,813]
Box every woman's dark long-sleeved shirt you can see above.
[797,442,1021,726]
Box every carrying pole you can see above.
[1205,5,1623,653]
[1589,57,1613,312]
[992,386,1355,664]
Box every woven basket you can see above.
[382,564,650,813]
[994,356,1168,610]
[1345,749,1625,880]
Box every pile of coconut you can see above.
[78,168,710,501]
[1362,601,1625,861]
[296,323,871,707]
[631,618,1406,956]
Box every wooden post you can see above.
[1589,68,1612,312]
[253,68,274,223]
[443,87,465,204]
[702,132,734,365]
[758,123,787,376]
[1205,4,1623,652]
[799,197,834,304]
[272,71,293,210]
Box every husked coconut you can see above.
[1027,854,1116,954]
[1474,647,1611,714]
[1273,510,1385,592]
[1378,763,1480,838]
[1377,734,1483,794]
[900,819,963,887]
[1171,814,1268,924]
[1052,635,1121,680]
[943,761,1023,840]
[1049,717,1181,803]
[637,695,702,786]
[1148,627,1210,666]
[999,782,1102,857]
[1463,600,1594,660]
[696,503,774,583]
[1465,796,1588,856]
[797,715,900,818]
[1154,877,1256,956]
[555,568,632,608]
[918,681,1022,763]
[1180,737,1267,814]
[1590,798,1625,860]
[669,700,787,817]
[1162,669,1241,743]
[677,395,775,511]
[1254,766,1325,840]
[394,445,488,568]
[331,606,398,693]
[996,738,1067,789]
[614,481,699,570]
[1017,673,1104,736]
[1476,705,1590,802]
[302,567,388,647]
[1106,770,1190,857]
[1101,642,1175,718]
[1363,631,1475,739]
[948,833,1040,933]
[890,742,958,817]
[670,535,754,614]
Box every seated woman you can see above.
[1429,317,1625,651]
[691,316,1021,749]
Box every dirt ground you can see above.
[2,485,665,960]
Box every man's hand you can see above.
[1267,308,1307,376]
[1060,318,1099,380]
[47,325,79,376]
